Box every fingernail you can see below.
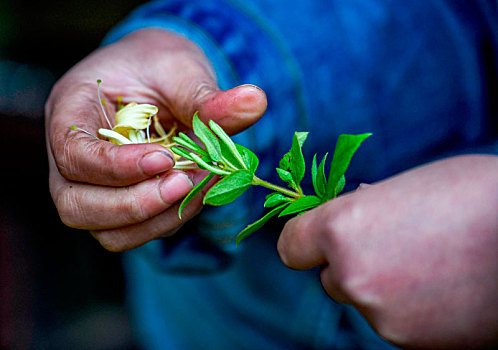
[139,151,174,175]
[160,173,193,203]
[230,85,267,114]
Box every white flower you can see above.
[98,102,158,145]
[72,79,196,170]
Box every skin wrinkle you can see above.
[54,174,159,230]
[56,181,94,229]
[52,91,105,181]
[189,81,219,116]
[59,132,98,182]
[122,183,148,225]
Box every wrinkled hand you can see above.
[278,155,498,349]
[45,28,267,251]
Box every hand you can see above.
[45,28,267,251]
[278,155,498,349]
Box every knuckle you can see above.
[53,186,85,228]
[340,274,371,306]
[178,78,216,119]
[101,145,132,184]
[53,129,126,185]
[92,231,128,252]
[191,80,216,105]
[52,130,78,180]
[54,130,100,182]
[121,187,149,223]
[322,196,359,247]
[319,198,369,298]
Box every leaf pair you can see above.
[321,133,372,201]
[277,132,308,193]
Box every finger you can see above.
[197,84,268,135]
[277,206,328,270]
[51,167,193,230]
[90,195,203,252]
[57,135,175,186]
[160,77,267,135]
[278,204,354,304]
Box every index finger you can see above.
[277,205,328,270]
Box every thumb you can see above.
[195,84,267,135]
[168,78,267,135]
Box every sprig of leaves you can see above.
[172,112,371,245]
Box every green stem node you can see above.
[252,176,302,199]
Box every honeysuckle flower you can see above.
[112,102,158,133]
[71,79,197,170]
[98,102,158,145]
[97,127,144,145]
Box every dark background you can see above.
[1,1,148,349]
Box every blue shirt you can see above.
[103,1,498,349]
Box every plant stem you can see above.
[252,176,302,199]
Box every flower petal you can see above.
[98,128,133,145]
[114,102,158,131]
[128,129,146,144]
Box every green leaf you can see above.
[276,168,296,188]
[315,153,329,198]
[178,173,215,219]
[335,175,346,197]
[236,203,289,245]
[218,142,244,170]
[236,144,259,173]
[290,132,307,188]
[170,146,194,161]
[279,152,291,170]
[279,132,307,171]
[204,170,253,206]
[192,112,222,162]
[190,153,229,175]
[325,133,372,200]
[311,154,319,197]
[174,133,208,156]
[209,120,247,170]
[279,195,321,217]
[295,131,309,147]
[264,193,292,208]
